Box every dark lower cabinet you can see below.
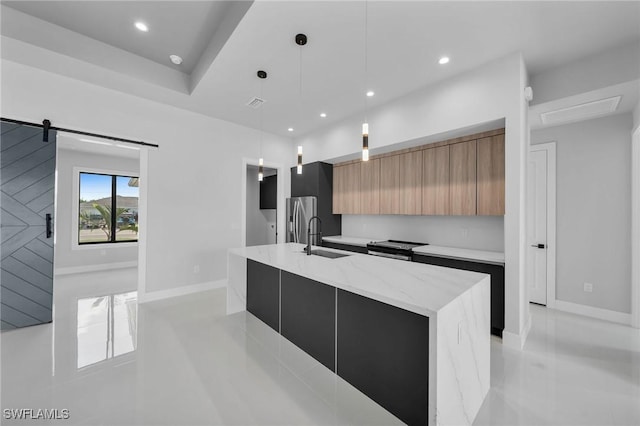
[412,254,505,337]
[246,263,431,425]
[246,259,280,332]
[280,271,336,371]
[337,289,429,426]
[321,240,369,254]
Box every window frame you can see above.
[74,167,139,248]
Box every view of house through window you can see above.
[79,172,139,244]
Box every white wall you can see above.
[633,120,640,327]
[246,167,276,246]
[342,215,504,251]
[1,59,292,296]
[297,53,530,347]
[532,113,633,314]
[55,147,139,271]
[530,40,640,105]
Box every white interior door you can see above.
[528,148,548,305]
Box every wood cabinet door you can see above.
[422,146,450,215]
[379,155,400,214]
[477,134,505,215]
[360,158,380,214]
[450,140,477,215]
[332,165,345,214]
[398,151,422,215]
[343,162,361,214]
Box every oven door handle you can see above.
[367,250,411,261]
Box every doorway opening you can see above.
[245,165,278,247]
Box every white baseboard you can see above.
[138,279,227,304]
[55,261,138,276]
[553,299,631,325]
[502,313,532,350]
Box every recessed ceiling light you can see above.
[288,128,294,132]
[320,113,327,118]
[366,91,375,97]
[438,56,450,65]
[169,55,183,65]
[134,21,148,32]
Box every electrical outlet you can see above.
[193,264,200,274]
[584,282,593,293]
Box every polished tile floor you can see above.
[1,268,639,425]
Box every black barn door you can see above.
[1,121,56,330]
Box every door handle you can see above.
[531,243,546,249]
[46,213,52,238]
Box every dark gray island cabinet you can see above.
[245,259,429,425]
[229,243,490,426]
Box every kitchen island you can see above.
[227,243,490,426]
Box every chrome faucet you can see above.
[306,216,322,255]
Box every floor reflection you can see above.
[2,267,638,425]
[77,291,137,369]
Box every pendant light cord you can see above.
[364,0,368,123]
[260,78,264,158]
[299,43,303,131]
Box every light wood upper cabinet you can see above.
[332,165,344,214]
[379,155,400,214]
[334,162,361,214]
[477,134,505,215]
[450,140,477,215]
[399,151,423,215]
[332,129,505,216]
[360,159,380,215]
[422,145,450,215]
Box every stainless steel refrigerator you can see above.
[286,196,319,245]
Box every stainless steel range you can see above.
[366,240,427,261]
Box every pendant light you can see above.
[295,33,307,174]
[257,70,267,181]
[362,1,370,162]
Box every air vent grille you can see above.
[540,96,621,126]
[246,97,266,109]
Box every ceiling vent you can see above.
[540,96,621,126]
[245,97,265,109]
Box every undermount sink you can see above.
[303,249,351,259]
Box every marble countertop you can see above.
[321,235,378,247]
[412,245,505,265]
[229,243,488,317]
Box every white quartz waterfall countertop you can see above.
[412,245,505,265]
[321,235,378,247]
[228,243,488,317]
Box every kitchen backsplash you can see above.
[341,215,504,252]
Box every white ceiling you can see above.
[2,1,640,138]
[3,1,236,74]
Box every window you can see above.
[78,172,139,244]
